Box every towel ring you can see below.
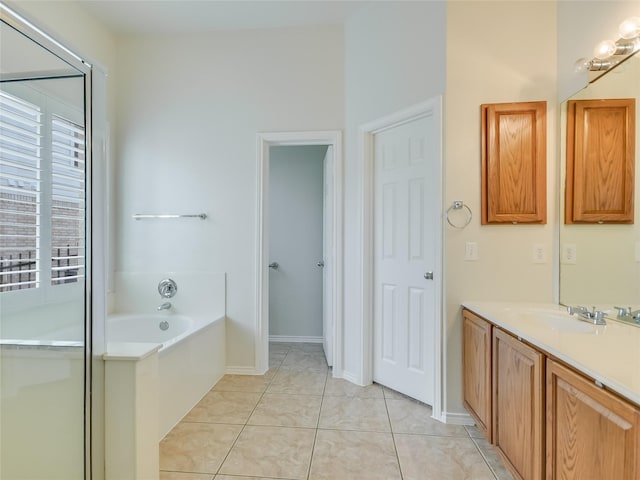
[446,201,472,229]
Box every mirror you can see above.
[559,51,640,313]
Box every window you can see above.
[0,89,85,293]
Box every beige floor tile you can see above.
[218,425,315,480]
[160,472,213,480]
[215,476,283,480]
[267,369,327,395]
[263,367,278,381]
[318,396,390,432]
[160,423,242,474]
[465,424,486,439]
[213,374,271,393]
[269,342,293,353]
[324,377,384,398]
[269,352,286,367]
[394,434,496,480]
[309,429,401,480]
[248,393,322,427]
[288,342,324,353]
[382,386,414,400]
[386,398,468,436]
[183,391,262,424]
[280,350,329,372]
[472,437,515,480]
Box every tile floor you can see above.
[160,342,513,480]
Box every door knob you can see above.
[317,261,325,267]
[269,262,279,270]
[424,271,433,280]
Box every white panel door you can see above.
[373,114,438,405]
[322,146,334,366]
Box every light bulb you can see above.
[593,39,617,59]
[618,17,640,40]
[574,57,591,73]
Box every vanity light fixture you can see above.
[576,16,640,79]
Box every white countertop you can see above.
[462,301,640,406]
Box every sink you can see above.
[518,311,597,333]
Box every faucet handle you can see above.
[614,306,631,317]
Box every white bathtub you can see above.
[105,308,226,480]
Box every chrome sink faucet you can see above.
[614,306,640,322]
[567,305,607,325]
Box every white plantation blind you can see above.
[50,114,85,285]
[0,91,41,292]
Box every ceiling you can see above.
[77,0,375,34]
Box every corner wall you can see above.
[445,1,558,416]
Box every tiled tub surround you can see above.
[462,301,640,405]
[160,342,513,480]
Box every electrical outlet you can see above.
[465,242,478,261]
[562,244,577,264]
[533,244,546,263]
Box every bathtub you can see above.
[104,309,225,480]
[106,312,226,438]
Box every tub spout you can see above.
[157,302,172,311]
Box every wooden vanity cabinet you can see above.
[462,309,492,441]
[546,359,640,480]
[493,328,545,480]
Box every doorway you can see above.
[256,131,342,376]
[360,98,443,417]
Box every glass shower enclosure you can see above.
[0,9,93,479]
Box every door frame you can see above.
[360,98,443,420]
[255,131,343,376]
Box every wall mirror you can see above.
[559,50,639,313]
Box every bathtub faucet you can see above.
[157,302,172,311]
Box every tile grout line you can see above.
[305,364,329,480]
[382,392,405,480]
[212,343,291,477]
[469,435,502,480]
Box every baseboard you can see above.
[225,366,260,375]
[340,370,364,386]
[442,411,475,425]
[269,335,323,344]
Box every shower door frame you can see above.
[0,5,95,479]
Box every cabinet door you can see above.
[565,98,635,224]
[493,328,544,480]
[546,360,640,480]
[462,309,492,441]
[481,101,547,224]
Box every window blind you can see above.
[0,91,41,292]
[50,114,85,285]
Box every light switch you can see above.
[465,242,478,261]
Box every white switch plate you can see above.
[533,244,546,264]
[561,244,577,264]
[465,242,478,261]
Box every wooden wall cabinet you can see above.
[565,98,635,224]
[546,359,640,480]
[493,329,544,480]
[462,310,492,441]
[481,101,547,224]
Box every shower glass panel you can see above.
[0,16,90,479]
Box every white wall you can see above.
[114,27,344,369]
[269,145,326,339]
[342,0,446,383]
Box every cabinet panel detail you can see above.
[462,309,492,441]
[481,101,547,224]
[493,329,544,480]
[546,360,640,480]
[565,98,635,224]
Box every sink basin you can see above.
[518,311,597,333]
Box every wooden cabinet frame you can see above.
[481,101,547,224]
[565,98,635,224]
